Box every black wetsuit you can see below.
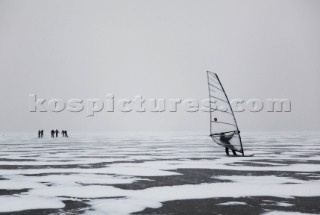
[220,133,237,156]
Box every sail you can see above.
[207,71,244,155]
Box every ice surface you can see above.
[0,133,319,214]
[88,181,320,214]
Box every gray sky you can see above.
[0,0,319,132]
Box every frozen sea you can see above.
[0,132,319,215]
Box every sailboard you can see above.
[207,71,245,156]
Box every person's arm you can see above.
[226,130,241,141]
[226,132,235,141]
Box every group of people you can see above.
[37,130,69,138]
[50,130,68,138]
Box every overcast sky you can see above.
[0,0,319,133]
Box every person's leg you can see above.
[225,147,230,155]
[232,150,237,156]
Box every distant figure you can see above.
[38,130,41,138]
[51,130,55,138]
[220,132,237,156]
[55,129,60,138]
[40,130,44,138]
[61,130,68,138]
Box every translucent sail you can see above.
[207,71,244,154]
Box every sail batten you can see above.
[207,71,244,155]
[208,93,229,103]
[208,83,224,91]
[211,121,237,126]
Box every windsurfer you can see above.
[220,132,238,156]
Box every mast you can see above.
[207,71,212,136]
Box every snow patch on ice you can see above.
[4,174,146,186]
[90,198,162,215]
[276,202,294,207]
[262,211,318,215]
[29,185,127,198]
[0,180,45,190]
[217,201,247,205]
[0,196,64,212]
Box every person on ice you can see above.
[55,129,60,138]
[220,132,238,156]
[51,130,55,138]
[62,130,68,137]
